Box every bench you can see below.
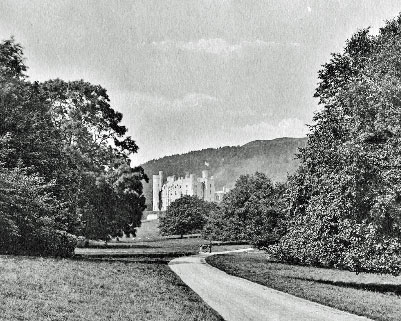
[199,244,212,253]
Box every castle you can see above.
[152,170,216,211]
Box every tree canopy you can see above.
[0,37,147,255]
[275,15,401,274]
[159,195,213,238]
[203,172,286,247]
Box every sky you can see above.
[1,0,400,165]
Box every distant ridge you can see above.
[141,137,307,209]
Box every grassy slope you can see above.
[0,255,223,321]
[207,252,401,321]
[136,219,160,239]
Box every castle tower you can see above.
[202,170,215,202]
[152,171,164,211]
[152,174,160,211]
[158,171,164,187]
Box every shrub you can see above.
[29,219,77,257]
[46,230,77,258]
[76,236,89,248]
[159,195,213,237]
[0,167,79,257]
[271,216,401,275]
[203,173,287,247]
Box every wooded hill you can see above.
[141,137,307,209]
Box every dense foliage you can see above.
[273,15,401,274]
[203,172,287,248]
[0,165,76,257]
[159,195,214,238]
[0,38,147,256]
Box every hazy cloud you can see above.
[131,92,219,113]
[240,118,308,139]
[149,38,300,57]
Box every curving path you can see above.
[169,250,372,321]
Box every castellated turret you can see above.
[152,171,164,211]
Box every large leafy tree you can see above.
[0,163,76,257]
[0,40,66,179]
[38,78,148,236]
[203,172,286,247]
[159,195,212,238]
[278,15,401,274]
[40,78,139,164]
[0,38,77,256]
[82,163,147,241]
[0,37,147,253]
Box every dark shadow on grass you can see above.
[74,251,195,262]
[293,276,401,295]
[74,257,172,264]
[83,244,159,249]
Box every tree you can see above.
[159,195,212,238]
[0,165,76,257]
[0,38,76,256]
[203,172,286,247]
[276,15,401,274]
[38,78,148,235]
[0,41,66,179]
[0,37,148,254]
[0,37,26,79]
[81,163,146,241]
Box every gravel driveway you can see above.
[169,251,372,321]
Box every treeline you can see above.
[0,38,147,257]
[161,14,401,275]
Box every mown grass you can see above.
[207,252,401,321]
[80,216,250,257]
[135,218,161,239]
[0,255,223,321]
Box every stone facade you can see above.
[152,170,216,211]
[215,186,230,202]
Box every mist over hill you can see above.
[141,137,307,209]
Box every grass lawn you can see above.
[0,255,223,321]
[207,252,401,321]
[77,216,250,259]
[135,219,161,239]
